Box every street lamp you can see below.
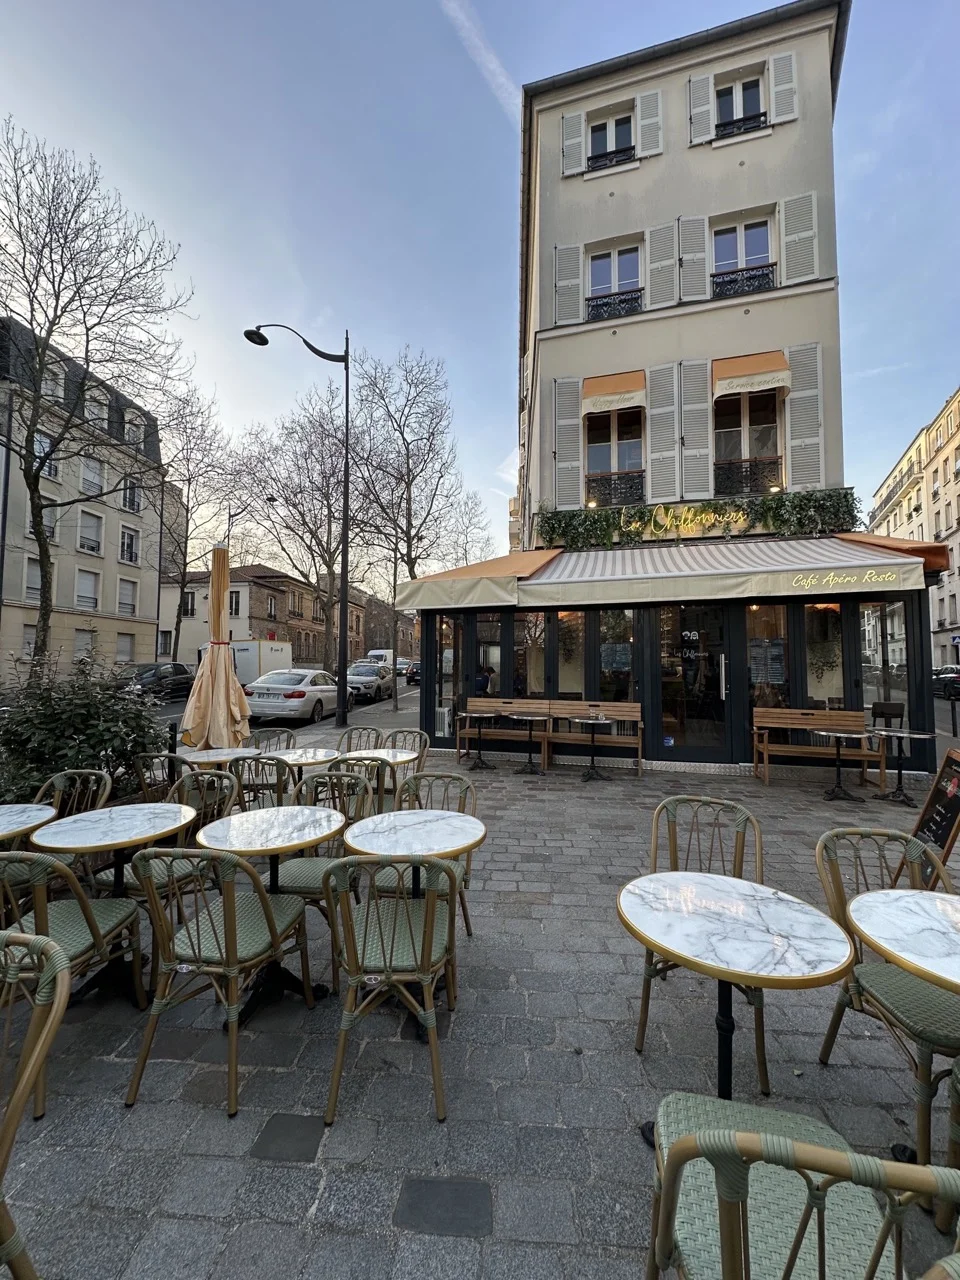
[244,323,351,728]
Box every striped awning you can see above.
[395,549,561,609]
[713,351,791,400]
[582,370,646,416]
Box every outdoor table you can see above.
[181,747,261,768]
[811,729,873,803]
[869,728,936,807]
[505,713,548,777]
[270,747,341,785]
[458,710,498,772]
[570,715,611,782]
[340,748,419,809]
[197,804,346,1024]
[0,803,57,843]
[618,870,853,1146]
[344,808,486,897]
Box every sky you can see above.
[1,0,958,547]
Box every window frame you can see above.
[588,244,642,299]
[158,630,172,656]
[584,408,645,478]
[117,576,138,618]
[80,456,104,496]
[116,633,136,663]
[75,567,101,612]
[85,388,110,431]
[119,524,140,565]
[40,357,65,402]
[714,75,765,128]
[123,410,144,449]
[24,557,43,606]
[77,507,104,557]
[587,110,635,164]
[33,432,59,482]
[22,623,37,658]
[121,477,142,514]
[228,589,241,618]
[182,590,196,619]
[26,504,58,544]
[712,217,772,275]
[73,629,96,661]
[713,391,782,463]
[267,594,276,620]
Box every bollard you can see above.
[952,696,958,739]
[167,720,179,785]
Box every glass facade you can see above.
[476,613,501,697]
[557,612,585,700]
[746,604,789,708]
[805,603,844,709]
[859,601,909,728]
[513,612,545,698]
[599,610,633,701]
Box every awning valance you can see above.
[582,370,646,416]
[713,351,792,401]
[395,549,561,610]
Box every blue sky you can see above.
[2,0,958,546]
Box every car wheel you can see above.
[373,686,382,702]
[310,699,324,723]
[347,692,355,711]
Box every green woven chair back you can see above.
[165,769,237,841]
[651,795,763,882]
[337,725,383,754]
[330,757,387,812]
[0,851,108,953]
[243,728,297,752]
[230,755,294,809]
[33,768,111,818]
[134,753,195,802]
[396,773,477,816]
[292,772,374,822]
[383,728,429,766]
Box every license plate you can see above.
[254,692,279,700]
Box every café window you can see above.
[513,611,545,698]
[746,604,789,709]
[805,603,844,709]
[436,614,463,737]
[476,612,501,697]
[859,601,909,729]
[557,612,585,700]
[599,609,634,701]
[713,392,782,497]
[585,409,645,507]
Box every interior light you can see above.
[769,484,782,494]
[587,499,598,509]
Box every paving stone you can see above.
[319,1114,380,1162]
[511,1126,589,1179]
[182,1105,266,1157]
[445,1121,519,1176]
[312,1168,403,1231]
[300,1232,397,1278]
[92,1152,177,1213]
[20,1207,148,1280]
[394,1175,493,1237]
[495,1084,560,1126]
[525,1048,583,1084]
[250,1111,326,1163]
[120,1216,227,1280]
[494,1179,578,1244]
[160,1156,247,1218]
[481,1242,566,1280]
[197,1030,304,1067]
[234,1161,322,1223]
[115,1101,205,1152]
[392,1233,482,1280]
[574,1180,652,1248]
[210,1221,311,1279]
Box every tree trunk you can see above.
[391,548,399,712]
[323,567,337,671]
[26,483,54,674]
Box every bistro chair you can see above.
[382,727,430,789]
[647,1089,960,1280]
[636,797,769,1094]
[126,847,312,1116]
[133,752,196,802]
[0,931,71,1279]
[321,853,458,1123]
[337,725,383,754]
[291,772,374,827]
[817,828,958,1184]
[33,768,111,817]
[243,728,297,752]
[231,754,296,810]
[330,756,387,813]
[871,701,905,729]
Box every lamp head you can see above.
[243,328,269,347]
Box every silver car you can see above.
[244,668,353,723]
[347,662,394,702]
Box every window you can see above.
[182,590,196,618]
[954,448,960,478]
[950,411,956,436]
[557,612,585,700]
[81,457,103,496]
[116,633,135,663]
[76,569,99,611]
[312,598,322,622]
[289,591,303,617]
[715,75,765,137]
[513,612,545,698]
[22,625,36,658]
[934,473,941,499]
[124,410,144,448]
[40,358,65,401]
[937,427,944,451]
[267,594,276,620]
[86,389,109,430]
[948,501,954,530]
[121,478,142,513]
[27,505,57,543]
[936,510,943,536]
[158,630,172,656]
[25,559,41,605]
[78,510,103,554]
[584,408,645,507]
[74,629,95,660]
[119,526,140,564]
[589,246,641,298]
[747,604,789,709]
[118,578,137,617]
[713,392,781,495]
[805,603,844,709]
[588,111,634,169]
[228,589,240,618]
[712,220,773,295]
[34,433,59,480]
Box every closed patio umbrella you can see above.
[180,543,250,749]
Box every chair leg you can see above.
[330,931,340,996]
[936,1061,960,1233]
[635,950,655,1054]
[126,969,172,1106]
[129,923,148,1011]
[422,981,447,1122]
[458,888,473,938]
[819,986,851,1065]
[325,985,356,1125]
[645,1178,662,1280]
[915,1044,935,1209]
[444,960,457,1012]
[226,973,239,1116]
[751,994,771,1097]
[297,921,314,1010]
[0,1200,38,1280]
[32,1062,47,1122]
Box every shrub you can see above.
[0,657,167,802]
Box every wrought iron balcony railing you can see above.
[711,262,777,299]
[714,455,784,497]
[585,470,645,508]
[586,144,636,172]
[585,288,643,323]
[715,111,768,140]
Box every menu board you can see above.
[913,749,960,860]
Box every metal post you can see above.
[167,720,179,785]
[336,330,350,728]
[0,386,13,643]
[952,695,957,738]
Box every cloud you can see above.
[438,0,521,129]
[495,446,519,489]
[847,362,913,381]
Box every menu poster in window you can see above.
[913,748,960,859]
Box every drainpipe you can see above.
[155,482,165,659]
[0,383,13,645]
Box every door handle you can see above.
[720,653,726,701]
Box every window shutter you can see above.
[636,89,662,157]
[769,51,798,123]
[554,378,582,510]
[786,343,823,491]
[678,216,709,301]
[680,360,711,499]
[554,245,582,325]
[780,192,818,284]
[647,363,679,502]
[646,222,677,310]
[688,74,713,145]
[561,112,585,176]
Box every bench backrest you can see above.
[548,700,643,724]
[466,696,552,719]
[752,708,867,732]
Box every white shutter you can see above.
[688,74,713,145]
[770,51,798,123]
[786,343,823,491]
[636,89,662,157]
[646,222,677,310]
[780,192,818,285]
[647,363,679,502]
[680,360,711,499]
[554,245,582,325]
[561,112,585,176]
[554,378,582,510]
[678,216,709,302]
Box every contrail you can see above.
[438,0,521,128]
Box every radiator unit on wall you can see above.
[435,705,453,737]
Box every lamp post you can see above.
[243,323,351,727]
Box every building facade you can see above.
[361,593,418,660]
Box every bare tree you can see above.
[449,488,496,567]
[0,118,191,665]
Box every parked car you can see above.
[121,662,194,701]
[244,668,353,722]
[395,656,411,674]
[934,665,960,699]
[347,662,393,702]
[406,661,421,686]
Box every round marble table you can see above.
[618,871,853,1126]
[811,730,873,803]
[0,803,57,843]
[197,805,346,893]
[505,713,548,777]
[339,748,418,767]
[270,747,341,786]
[869,728,937,807]
[345,809,486,897]
[458,711,499,772]
[569,716,611,783]
[181,747,261,767]
[847,889,960,997]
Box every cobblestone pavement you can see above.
[7,758,954,1278]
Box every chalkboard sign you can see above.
[913,748,960,861]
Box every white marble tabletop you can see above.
[197,805,345,855]
[867,728,936,741]
[31,803,196,852]
[340,749,419,765]
[182,748,261,765]
[617,872,853,989]
[848,889,960,995]
[505,713,549,723]
[271,748,341,767]
[345,809,486,859]
[0,804,58,841]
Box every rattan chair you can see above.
[232,754,296,810]
[321,853,458,1123]
[382,728,430,789]
[292,771,374,825]
[243,728,297,752]
[33,768,112,817]
[330,756,387,813]
[337,725,383,754]
[817,827,958,1184]
[647,1089,960,1280]
[0,931,71,1279]
[636,796,769,1094]
[133,753,196,802]
[126,848,312,1115]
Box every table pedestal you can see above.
[823,736,865,803]
[469,717,495,772]
[582,722,610,783]
[878,736,916,807]
[69,954,147,1008]
[515,720,544,777]
[232,962,329,1031]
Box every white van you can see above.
[366,649,394,667]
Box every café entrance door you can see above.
[659,604,732,762]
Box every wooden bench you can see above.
[752,708,886,788]
[456,698,552,769]
[456,697,643,774]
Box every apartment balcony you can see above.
[585,470,645,508]
[585,288,643,323]
[715,110,768,140]
[714,455,784,497]
[711,262,777,299]
[289,609,304,619]
[586,144,635,172]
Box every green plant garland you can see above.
[536,489,861,552]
